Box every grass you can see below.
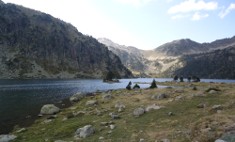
[11,82,235,142]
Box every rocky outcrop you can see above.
[0,3,132,79]
[40,104,60,115]
[0,134,17,142]
[75,125,95,138]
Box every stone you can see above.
[109,113,120,119]
[75,125,95,138]
[160,139,170,142]
[168,112,174,116]
[145,104,162,112]
[133,107,145,117]
[139,138,145,142]
[211,105,223,111]
[197,103,207,108]
[99,137,104,140]
[115,102,125,112]
[40,104,60,115]
[214,139,227,142]
[0,134,17,142]
[69,92,85,102]
[100,122,109,126]
[110,125,115,130]
[157,93,168,99]
[54,140,68,142]
[209,90,218,94]
[175,90,184,93]
[175,96,183,101]
[16,128,27,133]
[85,100,98,106]
[102,93,113,100]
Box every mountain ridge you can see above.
[0,2,133,79]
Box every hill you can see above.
[0,2,132,79]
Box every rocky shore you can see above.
[1,81,235,142]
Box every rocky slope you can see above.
[99,36,235,79]
[168,46,235,79]
[0,2,132,79]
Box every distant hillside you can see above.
[0,2,132,79]
[98,38,149,76]
[169,46,235,79]
[154,39,206,56]
[99,36,235,79]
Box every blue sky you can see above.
[2,0,235,50]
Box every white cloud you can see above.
[168,0,216,21]
[191,12,209,21]
[168,0,218,14]
[219,3,235,18]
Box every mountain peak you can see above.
[0,0,4,4]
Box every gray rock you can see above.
[156,93,168,100]
[54,140,68,142]
[0,135,17,142]
[197,103,207,108]
[211,105,223,111]
[160,139,170,142]
[102,93,113,100]
[69,92,84,102]
[40,104,60,115]
[75,125,95,138]
[115,102,125,112]
[85,100,98,106]
[209,90,219,94]
[145,104,162,112]
[110,124,115,130]
[133,107,145,117]
[215,139,227,142]
[139,138,145,142]
[175,96,183,101]
[109,113,120,119]
[16,128,27,133]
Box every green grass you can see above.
[12,82,235,142]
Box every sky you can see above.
[2,0,235,50]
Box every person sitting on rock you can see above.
[150,79,157,88]
[180,76,184,82]
[173,75,178,82]
[126,81,132,90]
[133,84,140,89]
[187,76,192,82]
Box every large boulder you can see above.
[102,93,113,100]
[145,104,162,112]
[0,135,17,142]
[69,92,85,102]
[75,125,95,138]
[40,104,60,115]
[85,100,98,106]
[133,107,145,117]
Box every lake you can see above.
[0,78,234,134]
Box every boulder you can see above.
[69,92,85,102]
[145,104,162,112]
[133,107,145,117]
[40,104,60,115]
[115,102,125,112]
[157,93,168,99]
[0,135,17,142]
[211,105,223,112]
[214,140,227,142]
[75,125,95,138]
[85,100,98,106]
[109,113,120,119]
[102,93,113,100]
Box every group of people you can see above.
[173,75,200,82]
[126,79,158,90]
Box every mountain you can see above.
[99,36,235,79]
[98,38,149,76]
[0,2,132,79]
[162,46,235,79]
[154,39,206,56]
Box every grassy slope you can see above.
[12,82,235,142]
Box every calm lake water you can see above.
[0,78,234,134]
